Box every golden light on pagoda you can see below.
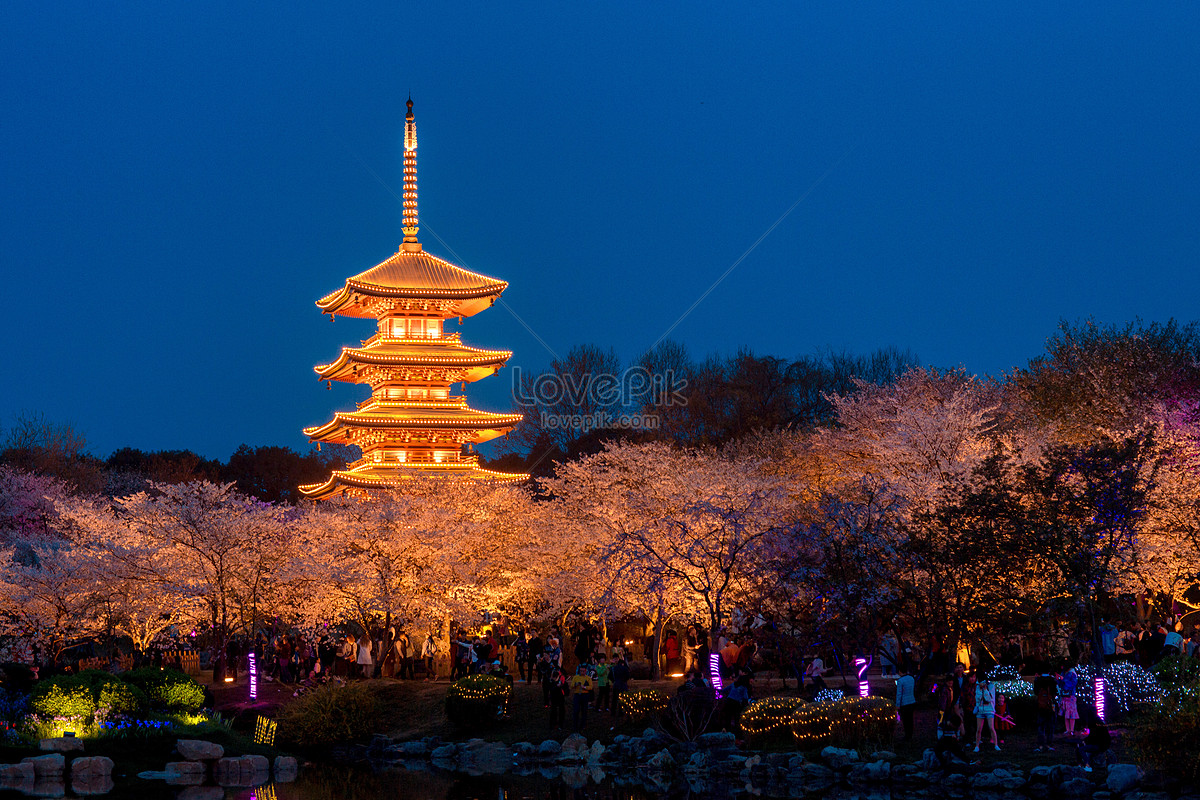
[300,97,527,499]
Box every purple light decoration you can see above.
[248,652,258,701]
[1094,676,1106,722]
[854,657,870,698]
[709,652,724,699]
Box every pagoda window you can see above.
[383,317,442,338]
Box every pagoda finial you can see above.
[401,96,420,251]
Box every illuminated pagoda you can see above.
[300,98,526,499]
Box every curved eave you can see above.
[315,286,505,319]
[304,409,522,444]
[314,345,512,382]
[299,465,530,499]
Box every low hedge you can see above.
[122,668,205,710]
[739,696,803,746]
[1125,685,1200,784]
[791,696,896,750]
[279,682,380,747]
[30,670,146,720]
[445,675,511,730]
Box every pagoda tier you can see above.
[300,96,527,500]
[314,335,512,385]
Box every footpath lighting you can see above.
[709,652,724,699]
[855,657,871,698]
[248,652,258,700]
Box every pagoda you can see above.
[300,98,526,499]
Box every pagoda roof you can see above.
[315,339,512,383]
[304,402,522,445]
[298,461,529,500]
[316,247,508,319]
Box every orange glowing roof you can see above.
[315,339,512,383]
[304,403,522,445]
[316,247,508,319]
[298,462,530,499]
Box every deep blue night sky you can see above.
[2,3,1198,460]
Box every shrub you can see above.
[123,668,205,710]
[618,689,669,718]
[1125,685,1200,783]
[445,675,511,730]
[30,670,146,721]
[279,682,379,747]
[1149,654,1200,691]
[791,696,896,750]
[1075,662,1161,715]
[739,696,803,745]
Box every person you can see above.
[1187,625,1200,658]
[1098,618,1118,664]
[594,653,612,711]
[1115,626,1137,662]
[568,665,593,732]
[547,666,568,730]
[879,631,899,678]
[1076,716,1111,772]
[421,633,438,681]
[356,632,374,679]
[1033,669,1058,751]
[994,692,1014,739]
[683,626,699,675]
[395,630,414,680]
[1059,662,1079,735]
[485,629,501,662]
[337,634,356,677]
[974,676,999,752]
[664,631,681,674]
[724,670,752,731]
[935,707,974,772]
[526,630,544,684]
[895,666,917,740]
[514,630,529,683]
[805,655,829,693]
[611,654,631,717]
[1162,626,1184,660]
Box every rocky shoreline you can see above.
[340,731,1200,799]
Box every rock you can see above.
[512,742,535,759]
[972,769,1025,792]
[847,760,891,784]
[642,727,657,739]
[1061,777,1096,798]
[560,733,588,756]
[213,756,269,787]
[586,741,605,763]
[176,788,224,800]
[1093,793,1113,800]
[920,748,940,771]
[695,731,737,750]
[243,755,269,773]
[21,754,65,778]
[537,739,561,757]
[1106,764,1144,794]
[69,758,113,781]
[744,754,762,769]
[273,756,298,779]
[820,746,860,769]
[1123,793,1171,800]
[792,762,835,789]
[369,734,392,752]
[943,772,969,791]
[465,742,510,774]
[1029,766,1054,783]
[1052,765,1091,787]
[787,755,806,770]
[70,775,114,796]
[871,750,897,760]
[26,780,65,797]
[176,739,224,761]
[38,738,84,753]
[430,744,458,761]
[646,749,675,771]
[891,763,930,786]
[685,751,709,772]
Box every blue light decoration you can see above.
[1075,662,1160,714]
[986,665,1034,698]
[709,652,724,699]
[248,652,258,700]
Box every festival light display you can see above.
[247,651,258,700]
[709,652,724,699]
[301,97,526,498]
[1094,676,1107,722]
[854,656,871,698]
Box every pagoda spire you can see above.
[401,95,421,251]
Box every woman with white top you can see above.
[974,677,1000,751]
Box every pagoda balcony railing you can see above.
[361,332,462,347]
[355,396,464,410]
[352,454,480,468]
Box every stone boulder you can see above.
[176,739,224,761]
[791,762,836,790]
[69,758,112,781]
[972,768,1025,792]
[213,755,270,787]
[274,755,298,782]
[695,731,736,750]
[559,733,589,759]
[176,788,224,800]
[464,742,510,774]
[646,749,675,771]
[820,746,860,769]
[847,759,891,785]
[871,750,897,760]
[21,754,65,779]
[0,762,35,785]
[537,739,561,758]
[1060,777,1096,799]
[430,744,458,761]
[1106,764,1144,794]
[26,779,65,797]
[586,740,605,763]
[1051,765,1091,787]
[38,738,83,754]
